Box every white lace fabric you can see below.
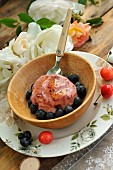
[52,125,113,170]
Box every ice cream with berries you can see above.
[31,74,77,113]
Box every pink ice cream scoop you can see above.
[31,74,77,112]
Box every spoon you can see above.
[47,8,72,75]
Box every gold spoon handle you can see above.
[56,8,72,57]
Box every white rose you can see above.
[13,32,30,55]
[0,42,26,92]
[13,22,42,60]
[35,24,73,55]
[28,0,84,24]
[78,127,95,143]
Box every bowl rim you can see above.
[7,52,97,123]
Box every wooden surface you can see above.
[0,0,113,169]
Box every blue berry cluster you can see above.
[18,131,32,147]
[67,74,86,108]
[25,74,87,120]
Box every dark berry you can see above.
[20,137,31,147]
[35,109,46,120]
[26,89,32,100]
[76,85,87,99]
[67,74,79,84]
[55,108,64,118]
[75,81,83,87]
[55,105,62,110]
[30,103,38,114]
[23,131,32,139]
[18,133,24,140]
[28,99,32,107]
[73,96,82,109]
[46,112,55,119]
[65,106,74,114]
[31,83,34,90]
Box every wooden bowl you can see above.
[7,52,96,129]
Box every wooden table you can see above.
[0,0,113,169]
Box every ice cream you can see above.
[31,74,77,113]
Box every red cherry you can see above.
[38,131,53,144]
[100,67,113,81]
[101,84,113,98]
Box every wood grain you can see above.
[0,0,30,49]
[0,0,8,7]
[0,0,113,49]
[76,8,113,60]
[0,139,64,170]
[83,0,113,20]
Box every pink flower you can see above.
[68,21,91,48]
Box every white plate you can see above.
[0,51,113,158]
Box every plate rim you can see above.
[0,51,113,158]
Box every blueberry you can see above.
[65,106,74,114]
[55,108,64,118]
[26,89,32,100]
[31,83,34,90]
[35,109,46,120]
[75,81,83,87]
[20,137,31,147]
[76,85,87,99]
[73,96,82,109]
[67,74,79,84]
[23,131,32,139]
[30,103,38,114]
[28,99,32,108]
[18,133,24,140]
[55,105,62,110]
[46,112,55,119]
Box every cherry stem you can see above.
[93,94,102,106]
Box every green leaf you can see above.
[36,18,56,30]
[70,148,74,151]
[90,124,97,128]
[18,13,35,24]
[87,123,90,127]
[15,133,19,136]
[77,143,80,147]
[26,0,36,12]
[0,18,18,28]
[71,142,77,145]
[88,0,99,4]
[71,146,75,148]
[71,13,85,23]
[78,0,87,5]
[91,120,97,125]
[71,133,79,140]
[74,146,77,150]
[106,105,111,114]
[111,110,113,116]
[86,17,103,27]
[16,25,22,36]
[101,114,110,121]
[18,128,22,131]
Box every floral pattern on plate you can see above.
[0,51,113,157]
